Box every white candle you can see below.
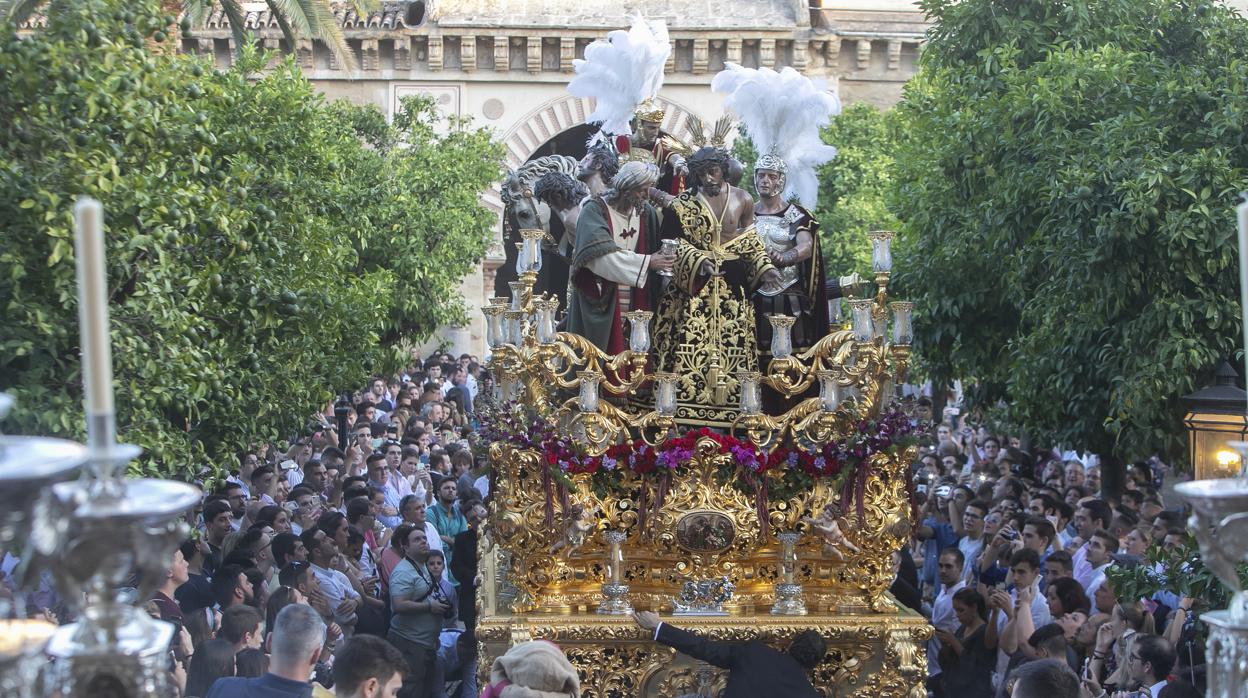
[1239,196,1248,392]
[74,197,114,417]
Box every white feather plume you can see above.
[711,63,842,208]
[567,14,671,138]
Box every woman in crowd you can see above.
[183,638,236,698]
[936,587,994,697]
[1090,600,1155,689]
[1046,577,1091,619]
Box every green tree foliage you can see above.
[892,0,1248,461]
[732,103,901,277]
[0,0,503,479]
[812,103,902,276]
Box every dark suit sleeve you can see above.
[451,530,475,584]
[656,623,741,670]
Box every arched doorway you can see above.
[492,123,595,301]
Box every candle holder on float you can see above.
[486,225,915,467]
[598,530,632,615]
[771,531,807,616]
[486,239,675,452]
[42,451,200,697]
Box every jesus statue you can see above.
[651,147,783,425]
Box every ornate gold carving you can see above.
[483,435,915,615]
[477,614,930,698]
[480,229,922,694]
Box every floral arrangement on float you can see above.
[479,399,918,533]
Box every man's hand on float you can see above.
[633,610,661,632]
[650,251,676,274]
[669,154,688,177]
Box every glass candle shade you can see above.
[514,241,529,276]
[817,370,843,412]
[504,310,525,346]
[509,281,526,312]
[828,298,843,324]
[737,371,762,416]
[520,229,545,273]
[890,301,914,345]
[869,231,894,274]
[604,530,626,585]
[777,532,799,585]
[656,238,679,278]
[654,373,678,416]
[534,298,559,345]
[578,371,602,413]
[768,315,795,359]
[873,311,887,341]
[881,377,896,408]
[849,300,874,342]
[623,310,653,354]
[497,376,519,403]
[483,305,506,349]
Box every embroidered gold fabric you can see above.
[653,192,777,425]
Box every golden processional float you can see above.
[476,228,930,697]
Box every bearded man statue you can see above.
[651,147,782,424]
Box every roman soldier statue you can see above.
[568,15,689,194]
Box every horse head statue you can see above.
[500,155,578,233]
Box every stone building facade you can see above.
[185,0,930,355]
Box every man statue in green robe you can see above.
[567,161,677,353]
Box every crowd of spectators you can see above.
[907,404,1205,698]
[0,350,1217,698]
[153,352,487,698]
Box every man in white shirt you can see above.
[400,494,443,553]
[928,548,967,682]
[1079,529,1117,599]
[1069,500,1113,581]
[302,527,360,634]
[382,442,412,499]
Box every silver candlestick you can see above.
[40,446,200,697]
[0,394,89,698]
[771,531,807,615]
[1175,445,1248,698]
[1,395,200,697]
[598,530,633,615]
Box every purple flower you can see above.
[730,445,760,471]
[602,456,618,471]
